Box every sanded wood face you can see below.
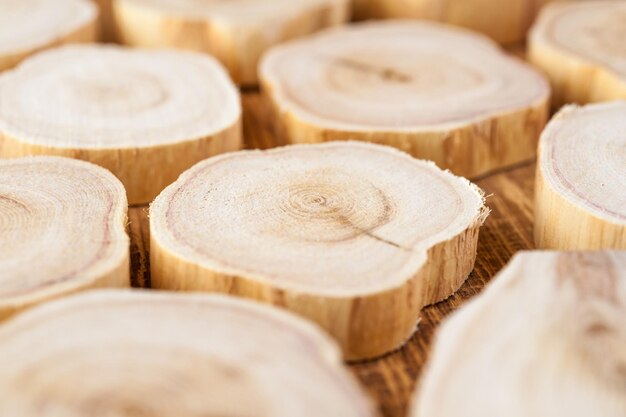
[539,102,626,225]
[260,22,548,130]
[0,291,374,417]
[0,0,96,65]
[150,142,485,295]
[413,251,626,417]
[532,1,626,80]
[0,45,239,148]
[0,157,129,317]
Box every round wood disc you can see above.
[0,45,242,205]
[113,0,350,85]
[529,0,626,107]
[412,251,626,417]
[260,21,549,178]
[149,142,488,359]
[0,157,129,321]
[0,0,98,71]
[352,0,554,44]
[0,290,375,417]
[535,101,626,250]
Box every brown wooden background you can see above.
[128,90,536,417]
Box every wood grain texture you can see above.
[259,22,549,179]
[128,91,535,417]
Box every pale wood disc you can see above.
[529,0,626,107]
[149,141,488,359]
[0,290,375,417]
[112,0,350,85]
[0,45,242,204]
[412,251,626,417]
[0,0,98,71]
[260,21,549,178]
[0,157,129,321]
[535,101,626,249]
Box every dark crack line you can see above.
[318,54,413,83]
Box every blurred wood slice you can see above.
[529,0,626,107]
[0,45,242,205]
[0,157,129,321]
[0,0,98,72]
[412,250,626,417]
[260,21,549,178]
[149,142,488,360]
[352,0,555,44]
[112,0,350,85]
[0,290,376,417]
[535,101,626,249]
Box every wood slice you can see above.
[0,290,375,417]
[259,21,549,178]
[352,0,555,44]
[534,102,626,250]
[0,44,242,205]
[412,250,626,417]
[529,1,626,107]
[149,142,488,360]
[0,157,129,321]
[112,0,350,85]
[0,0,98,72]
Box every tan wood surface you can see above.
[128,92,536,417]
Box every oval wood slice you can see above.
[412,251,626,417]
[0,0,97,72]
[535,101,626,250]
[529,0,626,107]
[0,157,129,321]
[0,290,375,417]
[150,142,488,360]
[260,21,549,178]
[352,0,554,44]
[112,0,350,85]
[0,45,242,205]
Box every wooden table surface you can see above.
[128,92,536,417]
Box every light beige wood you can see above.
[0,290,376,417]
[149,142,488,360]
[534,102,626,249]
[352,0,554,44]
[412,250,626,417]
[0,157,129,321]
[529,1,626,108]
[0,0,98,72]
[260,21,549,178]
[0,44,242,205]
[112,0,350,85]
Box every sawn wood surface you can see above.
[128,92,536,417]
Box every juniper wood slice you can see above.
[259,21,549,178]
[529,1,626,107]
[0,0,98,72]
[0,157,129,321]
[0,45,242,205]
[112,0,350,85]
[352,0,554,44]
[149,142,488,360]
[0,290,375,417]
[535,102,626,250]
[412,251,626,417]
